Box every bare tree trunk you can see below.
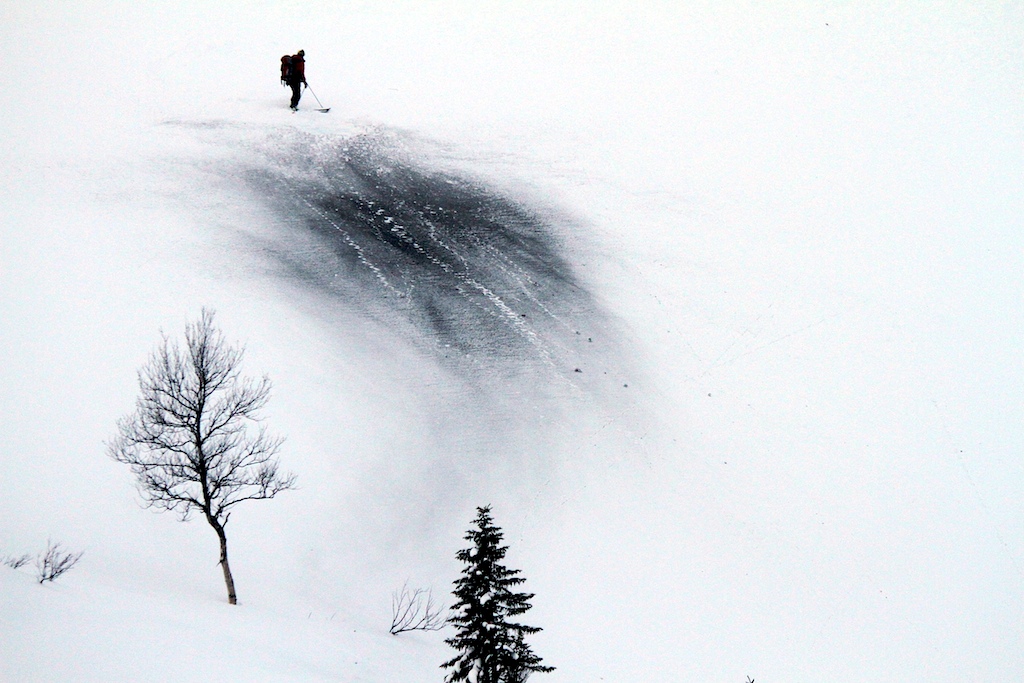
[209,519,237,605]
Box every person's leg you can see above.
[290,82,301,109]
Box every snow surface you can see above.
[2,2,1023,681]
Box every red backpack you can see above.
[280,55,293,84]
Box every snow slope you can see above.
[2,2,1023,681]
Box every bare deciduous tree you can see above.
[108,309,295,605]
[391,582,447,635]
[36,541,83,583]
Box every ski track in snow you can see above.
[297,180,554,368]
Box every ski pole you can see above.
[306,85,329,111]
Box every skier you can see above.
[285,50,307,110]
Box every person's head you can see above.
[297,49,305,57]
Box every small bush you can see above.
[391,582,446,635]
[3,553,32,569]
[35,540,83,583]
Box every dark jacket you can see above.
[288,55,306,85]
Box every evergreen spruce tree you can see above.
[443,506,554,683]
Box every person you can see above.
[286,50,307,110]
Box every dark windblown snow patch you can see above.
[237,129,619,385]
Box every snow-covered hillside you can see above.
[2,2,1022,681]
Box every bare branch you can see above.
[391,582,447,635]
[3,553,32,569]
[36,540,83,583]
